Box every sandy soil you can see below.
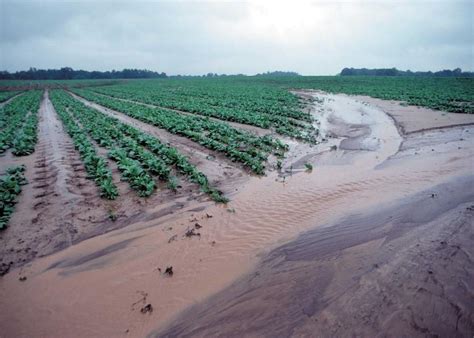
[0,90,473,337]
[298,90,474,135]
[157,176,474,337]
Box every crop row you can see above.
[51,90,156,197]
[93,78,310,119]
[51,90,227,202]
[0,91,42,155]
[50,92,119,199]
[0,91,21,103]
[90,82,316,141]
[0,165,28,229]
[72,89,288,174]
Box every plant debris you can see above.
[164,266,173,276]
[140,304,153,314]
[185,228,200,238]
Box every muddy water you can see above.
[157,175,474,337]
[0,92,473,337]
[351,94,474,134]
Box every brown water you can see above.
[157,175,474,337]
[0,92,473,337]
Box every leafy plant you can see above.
[0,91,42,156]
[49,91,119,200]
[0,165,27,229]
[51,90,228,202]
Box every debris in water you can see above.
[19,276,27,282]
[185,228,200,238]
[194,222,202,229]
[140,304,153,314]
[164,266,173,276]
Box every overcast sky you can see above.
[1,0,472,75]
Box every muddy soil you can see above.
[0,91,112,274]
[353,94,474,134]
[0,91,473,337]
[157,176,474,337]
[0,91,227,276]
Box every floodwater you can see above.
[0,91,473,337]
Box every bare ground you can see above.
[156,176,474,337]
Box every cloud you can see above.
[1,0,472,75]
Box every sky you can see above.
[1,0,473,75]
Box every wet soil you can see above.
[0,90,472,337]
[0,91,229,275]
[157,175,474,337]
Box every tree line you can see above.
[0,67,168,80]
[340,67,474,77]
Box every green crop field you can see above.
[256,76,474,113]
[83,76,474,115]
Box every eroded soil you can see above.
[157,176,474,337]
[0,91,239,275]
[0,90,473,337]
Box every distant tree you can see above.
[340,67,473,77]
[0,67,168,80]
[255,71,300,77]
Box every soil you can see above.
[156,176,474,337]
[0,89,473,337]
